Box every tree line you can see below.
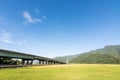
[0,57,21,65]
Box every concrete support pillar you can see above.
[50,61,53,65]
[48,61,50,65]
[56,63,59,65]
[39,60,59,65]
[49,61,52,65]
[26,60,29,65]
[41,61,44,65]
[31,60,33,65]
[44,61,47,65]
[46,61,48,65]
[52,62,54,65]
[51,61,53,65]
[54,62,56,65]
[51,62,53,65]
[44,61,46,65]
[39,60,41,65]
[52,62,55,65]
[45,61,48,65]
[39,60,42,65]
[50,62,52,65]
[22,59,25,65]
[40,61,43,65]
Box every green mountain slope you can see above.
[55,45,120,64]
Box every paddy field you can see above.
[0,64,120,80]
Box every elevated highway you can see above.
[0,49,66,65]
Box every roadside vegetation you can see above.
[0,57,21,65]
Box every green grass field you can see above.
[0,64,120,80]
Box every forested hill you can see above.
[55,45,120,64]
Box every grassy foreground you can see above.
[0,64,120,80]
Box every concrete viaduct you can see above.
[0,49,66,65]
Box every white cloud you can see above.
[0,17,3,21]
[22,11,41,23]
[16,40,27,45]
[35,9,40,13]
[0,17,8,26]
[42,16,47,19]
[0,29,25,45]
[16,41,22,45]
[0,29,13,44]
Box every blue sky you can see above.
[0,0,120,58]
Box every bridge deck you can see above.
[0,49,66,65]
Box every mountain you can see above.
[55,45,120,64]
